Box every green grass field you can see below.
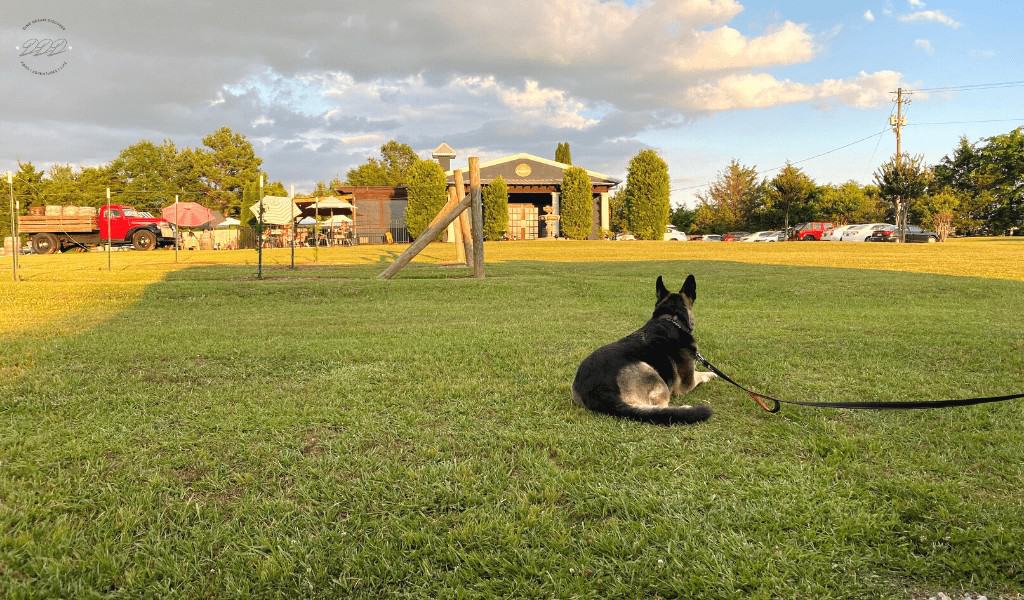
[1,241,1023,598]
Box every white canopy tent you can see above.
[320,215,353,228]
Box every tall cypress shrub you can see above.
[625,149,670,240]
[483,175,509,241]
[405,160,448,240]
[560,166,592,239]
[555,142,573,165]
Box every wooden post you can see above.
[454,169,473,268]
[378,193,472,280]
[450,186,466,264]
[468,157,484,278]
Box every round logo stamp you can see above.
[17,18,71,76]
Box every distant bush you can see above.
[483,176,509,241]
[560,166,593,239]
[405,160,448,240]
[626,149,670,240]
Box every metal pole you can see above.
[314,199,319,263]
[290,183,295,270]
[174,194,179,263]
[7,171,17,282]
[257,175,264,280]
[106,187,112,271]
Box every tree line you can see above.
[668,126,1024,238]
[2,127,288,232]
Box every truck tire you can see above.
[31,233,60,254]
[131,229,158,251]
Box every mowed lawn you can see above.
[1,241,1023,598]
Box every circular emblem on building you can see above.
[514,163,532,178]
[17,18,71,76]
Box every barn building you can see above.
[332,143,620,243]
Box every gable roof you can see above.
[431,142,456,157]
[445,152,621,185]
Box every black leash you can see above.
[694,351,1024,413]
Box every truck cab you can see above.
[98,205,176,249]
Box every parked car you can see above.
[614,232,636,241]
[790,221,833,241]
[742,230,783,242]
[664,225,688,241]
[722,231,750,242]
[822,224,856,241]
[693,234,723,241]
[842,223,894,242]
[865,224,941,243]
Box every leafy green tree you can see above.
[40,164,79,205]
[202,127,263,215]
[766,163,816,231]
[107,140,179,211]
[608,188,628,233]
[815,181,882,226]
[555,142,572,165]
[918,189,961,241]
[240,182,257,227]
[670,205,696,232]
[624,149,671,240]
[874,153,930,239]
[482,175,509,241]
[694,160,760,232]
[405,160,448,239]
[346,140,419,186]
[13,161,45,209]
[973,127,1024,234]
[560,166,593,239]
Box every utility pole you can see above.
[890,87,910,242]
[7,171,18,282]
[106,187,112,271]
[257,174,264,280]
[289,183,295,270]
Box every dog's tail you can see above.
[612,402,712,425]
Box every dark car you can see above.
[722,231,750,242]
[866,224,940,243]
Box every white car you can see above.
[841,223,893,242]
[823,224,857,241]
[742,231,782,242]
[664,225,688,241]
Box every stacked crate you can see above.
[507,203,538,240]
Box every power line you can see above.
[903,79,1024,93]
[669,128,886,192]
[907,117,1024,126]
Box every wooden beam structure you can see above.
[378,157,484,280]
[377,192,472,280]
[453,169,473,268]
[468,157,485,279]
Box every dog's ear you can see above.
[681,274,697,303]
[656,275,669,301]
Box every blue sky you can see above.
[2,0,1022,206]
[653,0,1024,203]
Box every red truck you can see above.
[18,204,176,254]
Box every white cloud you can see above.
[898,9,961,28]
[908,0,926,7]
[452,77,598,130]
[683,70,901,111]
[251,115,275,127]
[864,10,875,22]
[913,39,934,54]
[676,21,815,71]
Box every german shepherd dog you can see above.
[572,275,716,425]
